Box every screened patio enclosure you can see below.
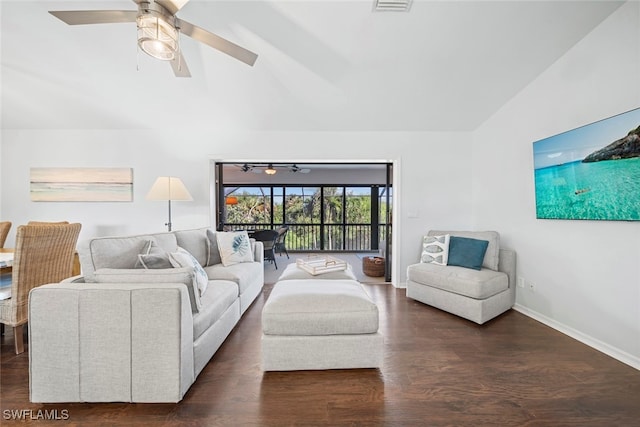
[213,163,393,281]
[222,185,390,252]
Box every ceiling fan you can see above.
[290,164,311,174]
[235,163,311,175]
[236,163,261,173]
[49,0,258,78]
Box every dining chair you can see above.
[0,222,11,248]
[274,225,289,259]
[252,229,279,270]
[0,222,81,354]
[27,221,70,225]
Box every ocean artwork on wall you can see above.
[533,107,640,221]
[30,168,133,202]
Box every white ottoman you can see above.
[261,279,383,371]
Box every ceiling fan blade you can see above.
[49,10,137,25]
[177,19,258,66]
[169,52,191,77]
[156,0,190,15]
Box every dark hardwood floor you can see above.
[2,283,639,426]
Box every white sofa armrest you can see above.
[29,282,195,403]
[252,240,264,263]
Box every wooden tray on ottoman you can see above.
[296,256,348,276]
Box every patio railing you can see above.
[224,223,389,252]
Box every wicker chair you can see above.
[0,222,11,248]
[0,222,81,354]
[27,221,70,225]
[252,229,279,270]
[274,225,289,259]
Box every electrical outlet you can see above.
[517,277,525,288]
[527,281,535,293]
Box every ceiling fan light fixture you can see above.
[265,164,277,175]
[373,0,413,12]
[136,9,178,61]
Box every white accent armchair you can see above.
[406,230,516,325]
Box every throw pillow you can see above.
[216,231,253,267]
[169,247,209,296]
[134,240,172,269]
[137,253,173,269]
[206,229,222,266]
[447,236,489,270]
[429,230,500,271]
[420,234,450,265]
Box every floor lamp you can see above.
[146,176,193,232]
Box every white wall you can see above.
[473,1,640,368]
[0,129,474,286]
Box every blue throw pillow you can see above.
[447,236,489,270]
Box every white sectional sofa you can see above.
[28,227,264,403]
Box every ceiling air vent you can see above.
[373,0,413,12]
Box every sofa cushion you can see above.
[428,230,500,271]
[89,236,154,272]
[206,229,222,266]
[192,280,238,340]
[204,262,262,295]
[169,247,209,297]
[407,262,508,299]
[421,234,450,265]
[92,267,202,312]
[150,232,180,253]
[447,236,488,271]
[83,233,178,280]
[173,228,209,267]
[216,231,253,266]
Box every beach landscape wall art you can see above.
[30,168,133,202]
[533,107,640,221]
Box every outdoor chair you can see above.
[274,225,289,259]
[252,229,279,270]
[0,222,81,354]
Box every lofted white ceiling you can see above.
[0,0,624,131]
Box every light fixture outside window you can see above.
[265,164,277,175]
[137,10,178,60]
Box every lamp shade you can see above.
[146,176,193,201]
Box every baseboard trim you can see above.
[513,304,640,371]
